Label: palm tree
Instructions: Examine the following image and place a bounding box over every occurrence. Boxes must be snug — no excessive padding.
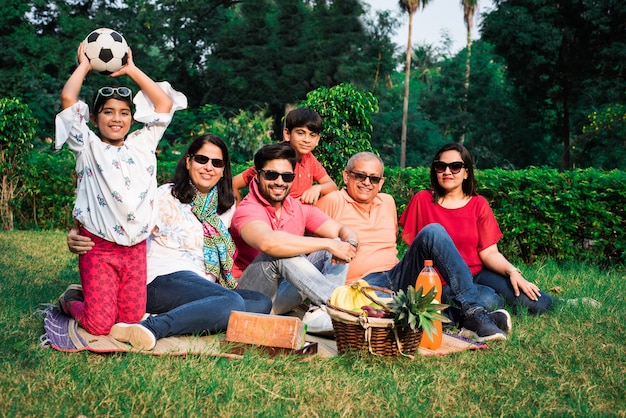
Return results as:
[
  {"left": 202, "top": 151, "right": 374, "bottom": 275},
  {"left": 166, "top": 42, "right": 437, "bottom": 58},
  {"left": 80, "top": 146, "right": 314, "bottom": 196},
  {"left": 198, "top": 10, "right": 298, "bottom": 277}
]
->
[
  {"left": 398, "top": 0, "right": 429, "bottom": 168},
  {"left": 460, "top": 0, "right": 478, "bottom": 144}
]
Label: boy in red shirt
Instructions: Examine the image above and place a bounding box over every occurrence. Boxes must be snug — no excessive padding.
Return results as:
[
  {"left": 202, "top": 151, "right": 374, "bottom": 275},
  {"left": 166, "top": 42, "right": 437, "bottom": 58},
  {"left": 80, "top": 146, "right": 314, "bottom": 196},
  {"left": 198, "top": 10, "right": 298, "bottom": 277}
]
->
[{"left": 233, "top": 108, "right": 337, "bottom": 205}]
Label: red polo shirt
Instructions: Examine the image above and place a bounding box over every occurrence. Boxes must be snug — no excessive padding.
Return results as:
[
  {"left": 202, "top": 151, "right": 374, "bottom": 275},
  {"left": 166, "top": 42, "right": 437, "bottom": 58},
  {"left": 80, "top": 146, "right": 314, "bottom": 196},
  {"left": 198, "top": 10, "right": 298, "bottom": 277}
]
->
[{"left": 230, "top": 180, "right": 330, "bottom": 277}]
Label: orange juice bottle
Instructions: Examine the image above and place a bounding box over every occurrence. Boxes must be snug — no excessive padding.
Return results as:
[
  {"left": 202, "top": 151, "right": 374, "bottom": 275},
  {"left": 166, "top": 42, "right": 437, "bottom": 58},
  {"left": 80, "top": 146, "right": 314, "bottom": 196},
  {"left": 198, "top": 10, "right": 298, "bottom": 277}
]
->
[{"left": 416, "top": 259, "right": 443, "bottom": 349}]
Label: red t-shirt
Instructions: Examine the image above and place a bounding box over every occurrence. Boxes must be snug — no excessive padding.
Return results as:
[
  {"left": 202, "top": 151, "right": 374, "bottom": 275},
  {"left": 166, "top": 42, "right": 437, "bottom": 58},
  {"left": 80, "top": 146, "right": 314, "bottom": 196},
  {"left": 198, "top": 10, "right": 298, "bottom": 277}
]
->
[
  {"left": 399, "top": 190, "right": 502, "bottom": 276},
  {"left": 239, "top": 152, "right": 329, "bottom": 199},
  {"left": 230, "top": 180, "right": 331, "bottom": 277}
]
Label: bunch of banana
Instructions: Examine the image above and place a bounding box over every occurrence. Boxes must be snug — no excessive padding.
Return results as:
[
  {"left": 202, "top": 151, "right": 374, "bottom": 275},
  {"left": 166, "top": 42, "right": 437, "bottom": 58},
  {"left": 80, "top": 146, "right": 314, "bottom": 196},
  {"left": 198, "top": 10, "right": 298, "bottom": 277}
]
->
[{"left": 329, "top": 279, "right": 379, "bottom": 313}]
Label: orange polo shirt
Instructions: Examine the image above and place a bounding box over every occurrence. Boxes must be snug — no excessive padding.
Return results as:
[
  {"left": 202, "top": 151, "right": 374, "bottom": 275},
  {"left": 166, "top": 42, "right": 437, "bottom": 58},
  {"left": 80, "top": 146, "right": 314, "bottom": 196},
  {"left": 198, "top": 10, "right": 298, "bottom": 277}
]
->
[{"left": 316, "top": 190, "right": 399, "bottom": 284}]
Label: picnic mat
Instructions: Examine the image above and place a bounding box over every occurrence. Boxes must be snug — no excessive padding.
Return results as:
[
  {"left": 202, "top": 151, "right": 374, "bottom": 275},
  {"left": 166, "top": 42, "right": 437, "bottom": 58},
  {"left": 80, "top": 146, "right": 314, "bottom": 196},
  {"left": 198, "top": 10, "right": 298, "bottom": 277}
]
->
[{"left": 38, "top": 305, "right": 486, "bottom": 357}]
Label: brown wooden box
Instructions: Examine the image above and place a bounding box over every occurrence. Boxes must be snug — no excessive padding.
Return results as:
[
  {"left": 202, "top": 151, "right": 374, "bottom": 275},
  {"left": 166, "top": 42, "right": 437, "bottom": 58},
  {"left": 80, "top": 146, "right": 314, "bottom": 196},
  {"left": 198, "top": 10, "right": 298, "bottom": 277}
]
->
[{"left": 225, "top": 311, "right": 306, "bottom": 349}]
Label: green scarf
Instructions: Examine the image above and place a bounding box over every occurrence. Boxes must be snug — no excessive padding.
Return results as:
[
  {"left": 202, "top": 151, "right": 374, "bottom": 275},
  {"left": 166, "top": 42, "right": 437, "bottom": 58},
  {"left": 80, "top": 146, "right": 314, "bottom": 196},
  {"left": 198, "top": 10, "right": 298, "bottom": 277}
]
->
[{"left": 191, "top": 186, "right": 238, "bottom": 289}]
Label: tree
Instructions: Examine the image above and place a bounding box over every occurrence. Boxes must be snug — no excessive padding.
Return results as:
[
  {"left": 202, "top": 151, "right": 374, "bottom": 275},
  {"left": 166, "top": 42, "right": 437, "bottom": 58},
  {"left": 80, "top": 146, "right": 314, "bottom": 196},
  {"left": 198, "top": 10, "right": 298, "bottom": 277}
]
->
[
  {"left": 362, "top": 9, "right": 401, "bottom": 93},
  {"left": 398, "top": 0, "right": 430, "bottom": 168},
  {"left": 482, "top": 0, "right": 626, "bottom": 169},
  {"left": 300, "top": 83, "right": 379, "bottom": 182},
  {"left": 0, "top": 98, "right": 37, "bottom": 230},
  {"left": 459, "top": 0, "right": 478, "bottom": 144}
]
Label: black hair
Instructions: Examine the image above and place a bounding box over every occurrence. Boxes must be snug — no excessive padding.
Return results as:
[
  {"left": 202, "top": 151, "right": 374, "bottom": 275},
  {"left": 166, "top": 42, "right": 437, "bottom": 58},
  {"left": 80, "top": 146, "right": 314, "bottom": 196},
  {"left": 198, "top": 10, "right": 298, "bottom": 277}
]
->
[
  {"left": 430, "top": 142, "right": 478, "bottom": 202},
  {"left": 90, "top": 85, "right": 134, "bottom": 116},
  {"left": 253, "top": 142, "right": 297, "bottom": 171},
  {"left": 285, "top": 108, "right": 322, "bottom": 134},
  {"left": 171, "top": 134, "right": 235, "bottom": 214}
]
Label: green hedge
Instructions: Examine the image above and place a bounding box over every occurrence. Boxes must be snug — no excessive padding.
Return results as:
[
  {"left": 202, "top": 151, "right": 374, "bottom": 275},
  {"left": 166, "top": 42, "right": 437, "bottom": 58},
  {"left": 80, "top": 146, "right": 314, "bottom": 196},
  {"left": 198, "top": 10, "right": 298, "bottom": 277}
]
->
[
  {"left": 13, "top": 151, "right": 625, "bottom": 265},
  {"left": 383, "top": 166, "right": 626, "bottom": 265}
]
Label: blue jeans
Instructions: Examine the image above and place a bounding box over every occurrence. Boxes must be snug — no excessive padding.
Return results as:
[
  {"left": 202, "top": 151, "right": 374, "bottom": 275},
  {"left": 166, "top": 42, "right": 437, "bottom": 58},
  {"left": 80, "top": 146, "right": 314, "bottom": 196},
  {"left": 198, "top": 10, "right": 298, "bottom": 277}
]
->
[
  {"left": 237, "top": 250, "right": 348, "bottom": 312},
  {"left": 141, "top": 271, "right": 272, "bottom": 340},
  {"left": 363, "top": 223, "right": 489, "bottom": 317},
  {"left": 474, "top": 268, "right": 552, "bottom": 314}
]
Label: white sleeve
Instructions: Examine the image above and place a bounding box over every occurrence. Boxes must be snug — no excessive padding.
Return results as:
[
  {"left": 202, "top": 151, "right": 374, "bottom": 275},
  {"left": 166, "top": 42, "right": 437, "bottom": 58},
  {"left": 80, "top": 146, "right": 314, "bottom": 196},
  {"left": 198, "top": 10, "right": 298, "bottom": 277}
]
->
[
  {"left": 54, "top": 101, "right": 91, "bottom": 150},
  {"left": 132, "top": 81, "right": 188, "bottom": 125}
]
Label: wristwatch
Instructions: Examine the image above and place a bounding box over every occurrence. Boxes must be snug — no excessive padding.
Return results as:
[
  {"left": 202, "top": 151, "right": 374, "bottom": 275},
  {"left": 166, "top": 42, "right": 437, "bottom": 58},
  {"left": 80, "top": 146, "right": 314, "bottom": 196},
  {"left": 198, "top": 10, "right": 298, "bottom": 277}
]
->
[
  {"left": 347, "top": 239, "right": 359, "bottom": 248},
  {"left": 505, "top": 267, "right": 521, "bottom": 276}
]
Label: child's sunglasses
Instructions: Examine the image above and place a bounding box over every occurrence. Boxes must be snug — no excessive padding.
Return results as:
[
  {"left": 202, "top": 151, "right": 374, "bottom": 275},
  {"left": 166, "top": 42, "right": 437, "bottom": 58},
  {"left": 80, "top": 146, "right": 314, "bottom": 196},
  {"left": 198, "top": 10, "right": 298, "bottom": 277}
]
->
[{"left": 94, "top": 87, "right": 133, "bottom": 108}]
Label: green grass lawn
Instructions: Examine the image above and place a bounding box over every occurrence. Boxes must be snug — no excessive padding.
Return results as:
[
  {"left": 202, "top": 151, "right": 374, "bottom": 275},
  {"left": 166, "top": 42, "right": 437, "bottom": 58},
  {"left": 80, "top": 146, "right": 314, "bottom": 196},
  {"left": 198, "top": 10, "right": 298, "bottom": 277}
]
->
[{"left": 1, "top": 231, "right": 624, "bottom": 417}]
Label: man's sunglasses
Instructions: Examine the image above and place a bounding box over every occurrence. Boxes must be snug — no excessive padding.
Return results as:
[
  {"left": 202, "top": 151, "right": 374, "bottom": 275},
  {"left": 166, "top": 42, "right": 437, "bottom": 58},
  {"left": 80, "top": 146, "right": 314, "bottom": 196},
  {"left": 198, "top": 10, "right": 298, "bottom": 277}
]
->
[
  {"left": 190, "top": 154, "right": 225, "bottom": 168},
  {"left": 348, "top": 170, "right": 382, "bottom": 185},
  {"left": 433, "top": 161, "right": 465, "bottom": 174},
  {"left": 259, "top": 169, "right": 295, "bottom": 183},
  {"left": 94, "top": 87, "right": 133, "bottom": 108}
]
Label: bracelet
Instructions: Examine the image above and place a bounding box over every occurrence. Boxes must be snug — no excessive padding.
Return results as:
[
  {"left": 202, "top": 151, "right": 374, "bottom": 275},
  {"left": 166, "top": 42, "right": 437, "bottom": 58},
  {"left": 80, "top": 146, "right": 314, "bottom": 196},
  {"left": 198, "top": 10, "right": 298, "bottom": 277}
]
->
[
  {"left": 347, "top": 239, "right": 359, "bottom": 248},
  {"left": 505, "top": 267, "right": 521, "bottom": 276}
]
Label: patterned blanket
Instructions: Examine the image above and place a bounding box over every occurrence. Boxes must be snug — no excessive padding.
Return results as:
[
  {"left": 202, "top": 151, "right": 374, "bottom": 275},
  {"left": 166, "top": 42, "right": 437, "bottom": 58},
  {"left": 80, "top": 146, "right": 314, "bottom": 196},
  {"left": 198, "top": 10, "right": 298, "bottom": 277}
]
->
[{"left": 38, "top": 305, "right": 486, "bottom": 357}]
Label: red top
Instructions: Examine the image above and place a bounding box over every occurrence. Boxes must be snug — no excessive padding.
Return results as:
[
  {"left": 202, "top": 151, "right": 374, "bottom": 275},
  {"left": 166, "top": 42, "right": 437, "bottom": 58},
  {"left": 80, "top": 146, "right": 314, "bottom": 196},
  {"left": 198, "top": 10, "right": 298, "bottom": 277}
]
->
[
  {"left": 230, "top": 180, "right": 331, "bottom": 277},
  {"left": 399, "top": 190, "right": 502, "bottom": 277},
  {"left": 239, "top": 152, "right": 329, "bottom": 199}
]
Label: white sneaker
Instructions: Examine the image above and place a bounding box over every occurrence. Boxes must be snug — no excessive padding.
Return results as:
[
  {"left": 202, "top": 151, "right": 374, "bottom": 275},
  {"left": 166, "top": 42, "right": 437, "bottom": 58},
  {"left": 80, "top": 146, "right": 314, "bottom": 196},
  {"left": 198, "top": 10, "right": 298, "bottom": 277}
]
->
[
  {"left": 302, "top": 306, "right": 334, "bottom": 337},
  {"left": 110, "top": 323, "right": 156, "bottom": 350}
]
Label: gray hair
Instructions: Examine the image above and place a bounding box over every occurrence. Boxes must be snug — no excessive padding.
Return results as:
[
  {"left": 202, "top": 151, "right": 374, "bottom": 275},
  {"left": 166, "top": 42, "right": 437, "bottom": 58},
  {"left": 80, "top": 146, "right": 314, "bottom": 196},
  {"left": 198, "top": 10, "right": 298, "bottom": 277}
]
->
[{"left": 345, "top": 152, "right": 384, "bottom": 173}]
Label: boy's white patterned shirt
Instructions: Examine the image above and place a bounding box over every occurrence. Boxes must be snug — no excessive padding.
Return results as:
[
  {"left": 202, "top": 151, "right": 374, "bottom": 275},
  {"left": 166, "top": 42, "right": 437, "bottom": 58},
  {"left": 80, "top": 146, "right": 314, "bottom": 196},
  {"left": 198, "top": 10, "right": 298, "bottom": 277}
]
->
[{"left": 54, "top": 81, "right": 187, "bottom": 246}]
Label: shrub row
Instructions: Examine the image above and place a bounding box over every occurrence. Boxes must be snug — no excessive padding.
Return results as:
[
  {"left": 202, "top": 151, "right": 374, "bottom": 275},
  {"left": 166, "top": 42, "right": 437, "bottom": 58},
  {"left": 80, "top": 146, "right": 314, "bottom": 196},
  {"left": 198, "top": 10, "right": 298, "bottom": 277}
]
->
[{"left": 13, "top": 147, "right": 625, "bottom": 265}]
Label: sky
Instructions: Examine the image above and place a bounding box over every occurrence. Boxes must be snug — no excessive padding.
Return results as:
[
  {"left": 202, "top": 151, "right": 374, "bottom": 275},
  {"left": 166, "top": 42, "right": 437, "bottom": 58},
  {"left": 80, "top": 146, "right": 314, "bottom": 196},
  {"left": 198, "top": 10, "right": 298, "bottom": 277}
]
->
[{"left": 363, "top": 0, "right": 495, "bottom": 54}]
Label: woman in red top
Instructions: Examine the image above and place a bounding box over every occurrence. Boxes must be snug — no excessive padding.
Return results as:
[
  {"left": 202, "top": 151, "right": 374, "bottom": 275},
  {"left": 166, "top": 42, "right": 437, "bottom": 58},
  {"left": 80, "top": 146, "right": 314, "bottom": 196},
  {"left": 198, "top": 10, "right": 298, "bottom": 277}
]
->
[{"left": 400, "top": 143, "right": 552, "bottom": 315}]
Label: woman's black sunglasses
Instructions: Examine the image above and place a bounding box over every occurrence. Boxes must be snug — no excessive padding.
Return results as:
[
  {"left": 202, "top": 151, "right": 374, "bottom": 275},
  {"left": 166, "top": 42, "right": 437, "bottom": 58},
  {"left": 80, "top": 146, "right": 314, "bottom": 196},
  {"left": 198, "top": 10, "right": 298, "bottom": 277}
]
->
[
  {"left": 190, "top": 154, "right": 225, "bottom": 168},
  {"left": 259, "top": 169, "right": 295, "bottom": 183},
  {"left": 94, "top": 86, "right": 133, "bottom": 108},
  {"left": 433, "top": 161, "right": 465, "bottom": 174}
]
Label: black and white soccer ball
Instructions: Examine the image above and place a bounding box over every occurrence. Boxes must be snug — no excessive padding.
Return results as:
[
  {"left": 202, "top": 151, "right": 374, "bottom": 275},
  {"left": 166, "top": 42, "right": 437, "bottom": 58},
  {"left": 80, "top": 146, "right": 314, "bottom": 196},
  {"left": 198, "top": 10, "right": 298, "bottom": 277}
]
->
[{"left": 83, "top": 28, "right": 129, "bottom": 75}]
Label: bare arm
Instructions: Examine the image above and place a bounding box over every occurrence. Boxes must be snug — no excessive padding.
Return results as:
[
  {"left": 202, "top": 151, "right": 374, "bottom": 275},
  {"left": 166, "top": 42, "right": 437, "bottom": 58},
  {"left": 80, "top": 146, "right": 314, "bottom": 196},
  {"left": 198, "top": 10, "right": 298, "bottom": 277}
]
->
[
  {"left": 479, "top": 244, "right": 542, "bottom": 301},
  {"left": 232, "top": 172, "right": 249, "bottom": 206},
  {"left": 60, "top": 42, "right": 91, "bottom": 110},
  {"left": 108, "top": 48, "right": 172, "bottom": 114},
  {"left": 239, "top": 219, "right": 357, "bottom": 262},
  {"left": 299, "top": 175, "right": 338, "bottom": 205}
]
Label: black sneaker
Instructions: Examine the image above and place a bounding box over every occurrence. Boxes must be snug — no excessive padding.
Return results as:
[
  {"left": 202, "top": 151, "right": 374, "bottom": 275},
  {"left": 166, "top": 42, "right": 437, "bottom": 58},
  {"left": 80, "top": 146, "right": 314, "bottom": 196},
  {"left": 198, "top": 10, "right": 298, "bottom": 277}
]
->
[
  {"left": 460, "top": 309, "right": 507, "bottom": 342},
  {"left": 490, "top": 309, "right": 512, "bottom": 334},
  {"left": 58, "top": 284, "right": 83, "bottom": 315}
]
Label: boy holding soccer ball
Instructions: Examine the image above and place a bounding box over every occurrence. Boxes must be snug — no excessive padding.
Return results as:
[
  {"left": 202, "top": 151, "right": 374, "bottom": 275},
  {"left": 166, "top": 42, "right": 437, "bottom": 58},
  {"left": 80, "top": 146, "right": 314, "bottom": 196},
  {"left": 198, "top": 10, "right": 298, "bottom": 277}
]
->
[{"left": 55, "top": 40, "right": 187, "bottom": 336}]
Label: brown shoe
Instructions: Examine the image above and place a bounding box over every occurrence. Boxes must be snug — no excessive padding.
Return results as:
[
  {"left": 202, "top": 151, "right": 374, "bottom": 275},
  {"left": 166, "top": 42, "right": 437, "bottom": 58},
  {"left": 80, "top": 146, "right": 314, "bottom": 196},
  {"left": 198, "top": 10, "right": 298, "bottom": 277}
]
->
[{"left": 58, "top": 284, "right": 83, "bottom": 315}]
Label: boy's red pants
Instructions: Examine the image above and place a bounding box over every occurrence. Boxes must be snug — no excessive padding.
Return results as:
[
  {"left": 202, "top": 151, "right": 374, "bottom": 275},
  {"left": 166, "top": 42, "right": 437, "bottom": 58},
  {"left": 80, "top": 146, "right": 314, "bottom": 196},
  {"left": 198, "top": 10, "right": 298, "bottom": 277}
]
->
[{"left": 70, "top": 228, "right": 147, "bottom": 335}]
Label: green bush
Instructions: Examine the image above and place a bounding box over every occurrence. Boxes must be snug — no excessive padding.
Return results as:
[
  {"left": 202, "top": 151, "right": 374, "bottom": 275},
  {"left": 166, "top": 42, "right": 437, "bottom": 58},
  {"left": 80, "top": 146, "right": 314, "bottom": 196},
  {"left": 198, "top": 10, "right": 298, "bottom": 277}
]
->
[
  {"left": 300, "top": 83, "right": 379, "bottom": 182},
  {"left": 383, "top": 166, "right": 626, "bottom": 265},
  {"left": 0, "top": 97, "right": 38, "bottom": 230},
  {"left": 15, "top": 140, "right": 625, "bottom": 267},
  {"left": 13, "top": 144, "right": 75, "bottom": 230}
]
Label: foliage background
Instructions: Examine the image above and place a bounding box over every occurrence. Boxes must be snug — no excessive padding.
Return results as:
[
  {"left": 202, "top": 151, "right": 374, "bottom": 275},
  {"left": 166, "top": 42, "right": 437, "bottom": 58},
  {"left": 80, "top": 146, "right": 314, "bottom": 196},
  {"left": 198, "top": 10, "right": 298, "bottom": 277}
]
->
[
  {"left": 1, "top": 0, "right": 625, "bottom": 170},
  {"left": 1, "top": 0, "right": 625, "bottom": 267}
]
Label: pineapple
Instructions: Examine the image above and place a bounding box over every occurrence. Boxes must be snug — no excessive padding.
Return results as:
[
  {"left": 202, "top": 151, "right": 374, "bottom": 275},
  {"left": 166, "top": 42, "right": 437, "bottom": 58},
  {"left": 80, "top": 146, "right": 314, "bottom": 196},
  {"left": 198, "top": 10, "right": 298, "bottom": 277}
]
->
[{"left": 387, "top": 285, "right": 451, "bottom": 341}]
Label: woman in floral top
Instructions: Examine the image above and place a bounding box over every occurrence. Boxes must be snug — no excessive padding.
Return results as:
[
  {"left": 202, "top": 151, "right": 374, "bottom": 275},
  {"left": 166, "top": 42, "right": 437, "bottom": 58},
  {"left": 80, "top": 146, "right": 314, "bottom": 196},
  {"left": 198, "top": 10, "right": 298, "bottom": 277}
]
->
[{"left": 68, "top": 135, "right": 272, "bottom": 350}]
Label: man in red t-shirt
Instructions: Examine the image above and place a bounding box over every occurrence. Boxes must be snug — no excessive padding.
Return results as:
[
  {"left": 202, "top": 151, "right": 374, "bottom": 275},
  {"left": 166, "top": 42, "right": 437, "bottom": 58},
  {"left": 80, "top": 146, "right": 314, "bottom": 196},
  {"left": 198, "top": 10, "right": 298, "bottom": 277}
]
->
[{"left": 231, "top": 143, "right": 358, "bottom": 333}]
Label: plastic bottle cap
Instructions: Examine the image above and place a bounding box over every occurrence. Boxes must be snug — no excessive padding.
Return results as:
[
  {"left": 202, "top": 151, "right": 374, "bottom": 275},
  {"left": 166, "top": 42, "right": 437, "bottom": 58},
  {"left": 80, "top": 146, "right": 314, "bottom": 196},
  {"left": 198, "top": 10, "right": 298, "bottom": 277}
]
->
[{"left": 424, "top": 260, "right": 433, "bottom": 267}]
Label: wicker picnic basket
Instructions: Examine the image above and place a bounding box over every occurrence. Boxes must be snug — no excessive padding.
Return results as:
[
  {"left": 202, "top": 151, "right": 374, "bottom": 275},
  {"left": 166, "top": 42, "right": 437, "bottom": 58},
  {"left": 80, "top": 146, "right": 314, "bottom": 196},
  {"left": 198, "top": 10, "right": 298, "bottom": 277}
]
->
[{"left": 326, "top": 286, "right": 423, "bottom": 357}]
